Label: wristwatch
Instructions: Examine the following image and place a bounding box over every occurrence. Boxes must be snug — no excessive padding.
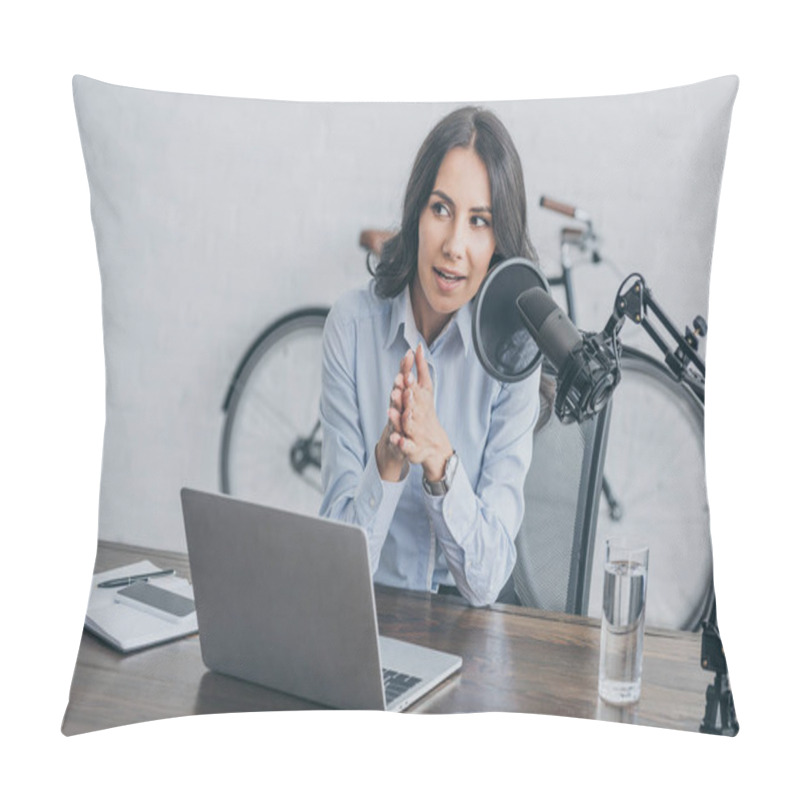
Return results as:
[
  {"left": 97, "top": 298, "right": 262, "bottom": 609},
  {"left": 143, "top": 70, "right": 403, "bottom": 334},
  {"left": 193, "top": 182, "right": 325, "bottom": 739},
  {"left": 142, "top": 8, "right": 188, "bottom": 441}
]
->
[{"left": 422, "top": 451, "right": 458, "bottom": 496}]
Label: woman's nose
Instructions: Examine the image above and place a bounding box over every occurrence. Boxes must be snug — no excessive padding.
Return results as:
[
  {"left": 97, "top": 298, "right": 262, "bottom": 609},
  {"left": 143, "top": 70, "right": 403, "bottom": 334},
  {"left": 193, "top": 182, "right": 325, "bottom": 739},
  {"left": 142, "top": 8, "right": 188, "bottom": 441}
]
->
[{"left": 442, "top": 221, "right": 466, "bottom": 261}]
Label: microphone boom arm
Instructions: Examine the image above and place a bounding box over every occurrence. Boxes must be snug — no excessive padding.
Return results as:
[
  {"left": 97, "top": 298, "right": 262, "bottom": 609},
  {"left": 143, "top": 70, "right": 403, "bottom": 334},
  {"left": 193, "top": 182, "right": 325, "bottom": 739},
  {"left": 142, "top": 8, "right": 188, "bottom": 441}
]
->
[{"left": 603, "top": 275, "right": 707, "bottom": 404}]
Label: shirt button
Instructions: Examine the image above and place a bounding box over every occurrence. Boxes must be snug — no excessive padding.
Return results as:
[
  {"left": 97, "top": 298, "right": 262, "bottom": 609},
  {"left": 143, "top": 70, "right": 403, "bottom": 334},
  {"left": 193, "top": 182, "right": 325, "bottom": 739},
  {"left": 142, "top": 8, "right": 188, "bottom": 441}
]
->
[{"left": 369, "top": 497, "right": 376, "bottom": 508}]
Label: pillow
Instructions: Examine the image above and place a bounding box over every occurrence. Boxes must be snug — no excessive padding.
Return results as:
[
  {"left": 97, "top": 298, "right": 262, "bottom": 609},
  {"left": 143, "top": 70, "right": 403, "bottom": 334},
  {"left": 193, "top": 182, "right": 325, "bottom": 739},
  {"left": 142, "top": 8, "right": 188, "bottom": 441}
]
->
[{"left": 66, "top": 75, "right": 738, "bottom": 733}]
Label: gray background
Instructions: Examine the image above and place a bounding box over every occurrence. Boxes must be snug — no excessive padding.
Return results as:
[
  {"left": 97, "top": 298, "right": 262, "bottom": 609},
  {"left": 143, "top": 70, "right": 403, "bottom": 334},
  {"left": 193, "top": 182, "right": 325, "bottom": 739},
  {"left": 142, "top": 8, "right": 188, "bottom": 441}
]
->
[{"left": 74, "top": 75, "right": 736, "bottom": 553}]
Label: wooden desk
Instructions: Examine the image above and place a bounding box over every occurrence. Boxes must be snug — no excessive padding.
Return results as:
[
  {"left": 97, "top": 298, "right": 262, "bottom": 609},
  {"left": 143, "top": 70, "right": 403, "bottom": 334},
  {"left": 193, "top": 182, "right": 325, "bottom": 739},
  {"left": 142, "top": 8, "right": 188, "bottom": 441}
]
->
[{"left": 62, "top": 541, "right": 711, "bottom": 735}]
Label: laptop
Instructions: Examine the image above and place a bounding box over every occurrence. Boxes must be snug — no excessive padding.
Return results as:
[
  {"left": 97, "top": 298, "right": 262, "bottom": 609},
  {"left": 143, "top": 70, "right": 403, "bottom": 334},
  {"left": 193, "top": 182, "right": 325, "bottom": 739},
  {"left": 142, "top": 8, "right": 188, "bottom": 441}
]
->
[{"left": 180, "top": 488, "right": 462, "bottom": 712}]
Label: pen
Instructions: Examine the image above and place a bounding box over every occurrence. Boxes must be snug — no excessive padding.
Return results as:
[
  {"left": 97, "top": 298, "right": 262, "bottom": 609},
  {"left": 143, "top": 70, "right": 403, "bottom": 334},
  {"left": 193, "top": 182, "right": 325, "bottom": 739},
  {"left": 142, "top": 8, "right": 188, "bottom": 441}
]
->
[{"left": 97, "top": 569, "right": 176, "bottom": 588}]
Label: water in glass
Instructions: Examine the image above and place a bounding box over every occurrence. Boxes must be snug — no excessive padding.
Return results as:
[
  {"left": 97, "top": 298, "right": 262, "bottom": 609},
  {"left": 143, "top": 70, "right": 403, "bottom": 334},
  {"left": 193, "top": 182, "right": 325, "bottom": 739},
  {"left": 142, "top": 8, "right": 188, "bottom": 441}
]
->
[{"left": 599, "top": 558, "right": 647, "bottom": 704}]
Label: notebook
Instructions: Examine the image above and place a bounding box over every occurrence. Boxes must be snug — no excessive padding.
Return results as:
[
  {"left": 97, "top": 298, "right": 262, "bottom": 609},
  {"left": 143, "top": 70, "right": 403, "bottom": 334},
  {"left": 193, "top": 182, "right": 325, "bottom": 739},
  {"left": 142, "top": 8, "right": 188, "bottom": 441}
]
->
[
  {"left": 180, "top": 488, "right": 462, "bottom": 711},
  {"left": 85, "top": 560, "right": 197, "bottom": 652}
]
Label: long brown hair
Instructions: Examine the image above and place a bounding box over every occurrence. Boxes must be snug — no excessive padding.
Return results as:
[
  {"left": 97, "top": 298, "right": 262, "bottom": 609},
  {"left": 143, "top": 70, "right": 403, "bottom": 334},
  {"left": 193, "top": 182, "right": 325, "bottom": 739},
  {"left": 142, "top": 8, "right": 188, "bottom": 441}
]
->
[{"left": 371, "top": 106, "right": 537, "bottom": 298}]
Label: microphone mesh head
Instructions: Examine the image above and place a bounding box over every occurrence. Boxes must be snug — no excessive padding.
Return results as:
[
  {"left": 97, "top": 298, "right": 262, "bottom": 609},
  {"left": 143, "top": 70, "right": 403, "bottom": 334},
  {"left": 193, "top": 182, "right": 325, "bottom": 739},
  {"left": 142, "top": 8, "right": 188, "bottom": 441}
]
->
[{"left": 517, "top": 287, "right": 557, "bottom": 330}]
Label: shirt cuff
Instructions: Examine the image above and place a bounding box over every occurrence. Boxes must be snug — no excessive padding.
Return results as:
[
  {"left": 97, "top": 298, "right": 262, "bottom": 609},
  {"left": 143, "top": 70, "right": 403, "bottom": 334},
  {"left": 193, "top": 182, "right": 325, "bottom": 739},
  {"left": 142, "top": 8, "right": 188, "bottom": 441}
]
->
[
  {"left": 357, "top": 448, "right": 408, "bottom": 530},
  {"left": 421, "top": 457, "right": 475, "bottom": 544}
]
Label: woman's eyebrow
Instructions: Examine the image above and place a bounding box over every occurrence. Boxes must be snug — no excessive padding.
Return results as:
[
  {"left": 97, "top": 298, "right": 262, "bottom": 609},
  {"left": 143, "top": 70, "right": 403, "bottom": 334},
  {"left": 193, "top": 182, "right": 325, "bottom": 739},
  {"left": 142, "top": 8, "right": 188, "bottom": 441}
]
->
[
  {"left": 431, "top": 189, "right": 454, "bottom": 206},
  {"left": 431, "top": 189, "right": 492, "bottom": 214}
]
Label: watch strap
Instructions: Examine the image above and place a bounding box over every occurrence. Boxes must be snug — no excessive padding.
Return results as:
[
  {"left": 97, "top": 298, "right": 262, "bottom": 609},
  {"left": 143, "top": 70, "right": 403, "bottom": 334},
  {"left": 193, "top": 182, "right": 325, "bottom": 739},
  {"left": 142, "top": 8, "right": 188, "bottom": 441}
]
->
[{"left": 423, "top": 451, "right": 458, "bottom": 496}]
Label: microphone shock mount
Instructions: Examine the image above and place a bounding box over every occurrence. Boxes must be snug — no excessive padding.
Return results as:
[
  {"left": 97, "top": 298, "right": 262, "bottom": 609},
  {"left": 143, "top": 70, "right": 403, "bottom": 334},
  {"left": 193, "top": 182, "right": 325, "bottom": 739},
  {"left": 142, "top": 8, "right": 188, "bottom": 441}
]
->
[{"left": 554, "top": 332, "right": 621, "bottom": 424}]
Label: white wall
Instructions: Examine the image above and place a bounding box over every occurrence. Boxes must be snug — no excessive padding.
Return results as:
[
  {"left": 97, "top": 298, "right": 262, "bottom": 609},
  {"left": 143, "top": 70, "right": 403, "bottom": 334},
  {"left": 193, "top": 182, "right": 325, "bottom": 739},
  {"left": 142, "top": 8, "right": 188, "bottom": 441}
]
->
[{"left": 76, "top": 77, "right": 735, "bottom": 552}]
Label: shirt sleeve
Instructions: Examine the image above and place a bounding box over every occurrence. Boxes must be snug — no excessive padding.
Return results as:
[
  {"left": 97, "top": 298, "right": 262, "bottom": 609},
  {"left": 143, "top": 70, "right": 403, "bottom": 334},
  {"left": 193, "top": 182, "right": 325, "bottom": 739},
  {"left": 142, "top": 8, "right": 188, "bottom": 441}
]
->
[
  {"left": 318, "top": 304, "right": 407, "bottom": 574},
  {"left": 422, "top": 369, "right": 540, "bottom": 606}
]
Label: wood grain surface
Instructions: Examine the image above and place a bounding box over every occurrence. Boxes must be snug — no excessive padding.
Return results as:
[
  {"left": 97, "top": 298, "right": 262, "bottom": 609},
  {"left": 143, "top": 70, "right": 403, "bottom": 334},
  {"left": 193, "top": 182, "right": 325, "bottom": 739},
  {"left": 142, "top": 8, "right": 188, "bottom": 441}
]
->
[{"left": 62, "top": 541, "right": 710, "bottom": 735}]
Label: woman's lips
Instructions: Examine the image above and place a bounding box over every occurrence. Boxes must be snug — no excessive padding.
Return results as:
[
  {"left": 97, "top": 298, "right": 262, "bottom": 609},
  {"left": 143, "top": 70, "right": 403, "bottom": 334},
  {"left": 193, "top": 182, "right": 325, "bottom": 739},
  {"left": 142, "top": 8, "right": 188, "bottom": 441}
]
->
[{"left": 433, "top": 266, "right": 465, "bottom": 292}]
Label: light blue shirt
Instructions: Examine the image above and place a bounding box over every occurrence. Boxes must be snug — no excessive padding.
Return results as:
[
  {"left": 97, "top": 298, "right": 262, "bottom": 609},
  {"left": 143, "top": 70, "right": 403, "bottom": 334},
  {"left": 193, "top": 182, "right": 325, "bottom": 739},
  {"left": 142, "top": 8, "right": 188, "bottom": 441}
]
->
[{"left": 319, "top": 280, "right": 540, "bottom": 606}]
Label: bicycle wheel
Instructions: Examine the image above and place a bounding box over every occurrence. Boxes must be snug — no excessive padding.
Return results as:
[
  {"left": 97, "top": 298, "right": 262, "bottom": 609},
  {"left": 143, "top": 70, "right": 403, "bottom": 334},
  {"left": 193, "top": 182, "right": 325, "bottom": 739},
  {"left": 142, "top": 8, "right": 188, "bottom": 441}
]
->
[
  {"left": 220, "top": 307, "right": 329, "bottom": 515},
  {"left": 586, "top": 348, "right": 712, "bottom": 631}
]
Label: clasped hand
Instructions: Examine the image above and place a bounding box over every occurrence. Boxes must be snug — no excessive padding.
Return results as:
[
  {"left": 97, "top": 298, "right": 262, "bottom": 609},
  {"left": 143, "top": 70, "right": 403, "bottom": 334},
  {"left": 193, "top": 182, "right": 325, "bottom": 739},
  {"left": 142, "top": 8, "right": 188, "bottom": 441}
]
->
[{"left": 378, "top": 344, "right": 453, "bottom": 483}]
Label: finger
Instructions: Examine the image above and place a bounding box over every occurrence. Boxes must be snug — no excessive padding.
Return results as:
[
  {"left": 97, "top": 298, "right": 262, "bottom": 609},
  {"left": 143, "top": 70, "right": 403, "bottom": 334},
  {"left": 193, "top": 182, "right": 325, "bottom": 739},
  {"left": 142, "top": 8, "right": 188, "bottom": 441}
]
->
[
  {"left": 389, "top": 431, "right": 406, "bottom": 451},
  {"left": 385, "top": 423, "right": 404, "bottom": 456},
  {"left": 391, "top": 380, "right": 404, "bottom": 408},
  {"left": 399, "top": 435, "right": 417, "bottom": 458},
  {"left": 387, "top": 406, "right": 402, "bottom": 432},
  {"left": 402, "top": 352, "right": 415, "bottom": 386},
  {"left": 415, "top": 344, "right": 432, "bottom": 388},
  {"left": 399, "top": 348, "right": 414, "bottom": 377},
  {"left": 390, "top": 431, "right": 416, "bottom": 458}
]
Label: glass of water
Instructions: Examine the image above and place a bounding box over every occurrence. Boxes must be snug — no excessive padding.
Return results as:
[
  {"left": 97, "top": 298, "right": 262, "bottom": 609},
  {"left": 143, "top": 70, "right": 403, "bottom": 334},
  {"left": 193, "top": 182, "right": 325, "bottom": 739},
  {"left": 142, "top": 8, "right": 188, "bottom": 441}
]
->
[{"left": 598, "top": 538, "right": 649, "bottom": 705}]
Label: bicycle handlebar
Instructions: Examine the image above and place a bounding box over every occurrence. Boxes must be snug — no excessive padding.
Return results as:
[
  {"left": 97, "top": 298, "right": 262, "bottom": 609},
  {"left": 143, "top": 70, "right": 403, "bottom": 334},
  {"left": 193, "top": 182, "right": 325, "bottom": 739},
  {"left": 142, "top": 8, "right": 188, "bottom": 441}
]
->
[{"left": 540, "top": 195, "right": 590, "bottom": 224}]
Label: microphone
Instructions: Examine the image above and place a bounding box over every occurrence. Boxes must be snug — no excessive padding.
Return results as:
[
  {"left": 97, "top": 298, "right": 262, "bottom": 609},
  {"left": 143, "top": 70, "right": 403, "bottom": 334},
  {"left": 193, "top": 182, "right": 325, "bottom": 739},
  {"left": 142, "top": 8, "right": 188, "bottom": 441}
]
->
[
  {"left": 471, "top": 257, "right": 620, "bottom": 423},
  {"left": 515, "top": 287, "right": 582, "bottom": 367},
  {"left": 516, "top": 287, "right": 621, "bottom": 424}
]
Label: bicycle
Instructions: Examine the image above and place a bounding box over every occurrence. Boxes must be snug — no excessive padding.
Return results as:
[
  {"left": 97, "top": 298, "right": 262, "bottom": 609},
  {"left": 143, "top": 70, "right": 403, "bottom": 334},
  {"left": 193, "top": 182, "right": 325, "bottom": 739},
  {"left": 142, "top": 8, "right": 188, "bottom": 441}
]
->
[{"left": 220, "top": 208, "right": 712, "bottom": 630}]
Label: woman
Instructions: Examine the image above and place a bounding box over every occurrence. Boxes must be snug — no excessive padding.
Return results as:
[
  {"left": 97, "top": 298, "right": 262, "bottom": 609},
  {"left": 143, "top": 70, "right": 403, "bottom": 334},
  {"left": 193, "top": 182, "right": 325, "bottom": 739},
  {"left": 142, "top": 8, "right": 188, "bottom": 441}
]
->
[{"left": 319, "top": 106, "right": 540, "bottom": 606}]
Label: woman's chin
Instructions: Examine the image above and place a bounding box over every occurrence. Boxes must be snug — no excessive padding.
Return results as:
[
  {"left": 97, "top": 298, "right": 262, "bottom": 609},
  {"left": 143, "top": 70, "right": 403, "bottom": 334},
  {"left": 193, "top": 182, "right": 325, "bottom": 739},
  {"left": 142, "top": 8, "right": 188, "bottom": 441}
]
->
[{"left": 429, "top": 295, "right": 462, "bottom": 317}]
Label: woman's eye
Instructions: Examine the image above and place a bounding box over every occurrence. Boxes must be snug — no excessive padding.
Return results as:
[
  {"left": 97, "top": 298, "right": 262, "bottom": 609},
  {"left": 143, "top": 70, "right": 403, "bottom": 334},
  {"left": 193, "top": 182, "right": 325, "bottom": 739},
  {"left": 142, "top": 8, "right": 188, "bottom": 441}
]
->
[
  {"left": 472, "top": 215, "right": 491, "bottom": 228},
  {"left": 432, "top": 201, "right": 450, "bottom": 217}
]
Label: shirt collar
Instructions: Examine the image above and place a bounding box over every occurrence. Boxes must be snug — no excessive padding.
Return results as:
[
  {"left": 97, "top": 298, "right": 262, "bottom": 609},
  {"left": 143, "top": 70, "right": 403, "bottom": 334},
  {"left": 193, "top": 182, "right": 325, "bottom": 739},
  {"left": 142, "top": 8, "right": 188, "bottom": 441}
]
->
[
  {"left": 385, "top": 283, "right": 472, "bottom": 357},
  {"left": 451, "top": 299, "right": 473, "bottom": 357},
  {"left": 385, "top": 285, "right": 408, "bottom": 350}
]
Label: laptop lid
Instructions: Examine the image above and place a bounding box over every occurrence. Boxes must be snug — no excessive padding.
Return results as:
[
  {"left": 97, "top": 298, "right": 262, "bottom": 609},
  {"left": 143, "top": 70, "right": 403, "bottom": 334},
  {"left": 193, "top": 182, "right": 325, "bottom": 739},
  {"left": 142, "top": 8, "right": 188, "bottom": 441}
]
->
[
  {"left": 181, "top": 487, "right": 388, "bottom": 710},
  {"left": 180, "top": 489, "right": 462, "bottom": 710}
]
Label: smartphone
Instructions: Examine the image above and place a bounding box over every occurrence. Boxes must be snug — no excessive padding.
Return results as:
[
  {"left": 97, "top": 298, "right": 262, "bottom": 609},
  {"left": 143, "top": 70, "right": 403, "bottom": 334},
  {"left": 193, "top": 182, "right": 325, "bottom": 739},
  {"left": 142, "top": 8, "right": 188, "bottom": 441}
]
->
[{"left": 115, "top": 581, "right": 196, "bottom": 622}]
